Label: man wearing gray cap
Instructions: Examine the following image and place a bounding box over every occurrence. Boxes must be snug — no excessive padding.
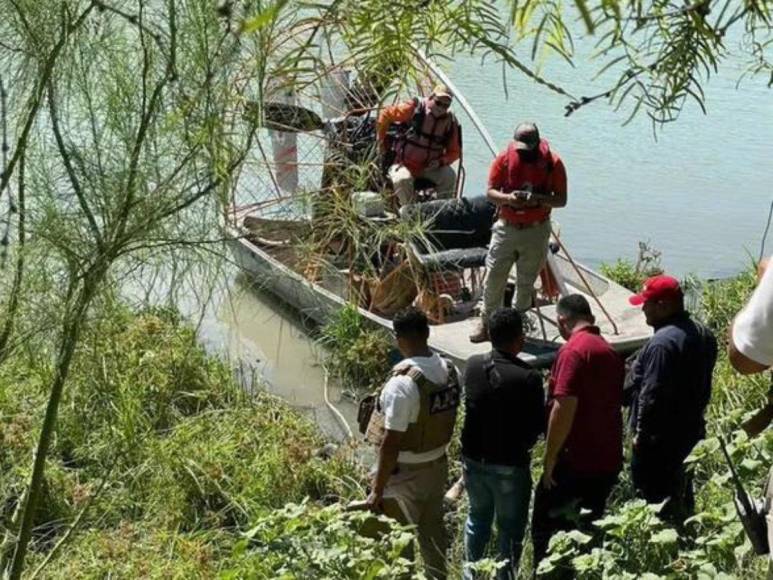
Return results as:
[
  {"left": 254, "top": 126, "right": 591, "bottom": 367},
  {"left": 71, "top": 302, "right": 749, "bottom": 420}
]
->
[{"left": 470, "top": 123, "right": 567, "bottom": 343}]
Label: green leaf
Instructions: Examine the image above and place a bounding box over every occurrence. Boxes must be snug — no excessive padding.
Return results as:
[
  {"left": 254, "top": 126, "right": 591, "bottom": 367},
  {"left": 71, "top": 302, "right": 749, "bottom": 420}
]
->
[
  {"left": 651, "top": 528, "right": 679, "bottom": 544},
  {"left": 740, "top": 458, "right": 762, "bottom": 471},
  {"left": 566, "top": 529, "right": 593, "bottom": 544},
  {"left": 241, "top": 0, "right": 288, "bottom": 34},
  {"left": 574, "top": 0, "right": 595, "bottom": 34}
]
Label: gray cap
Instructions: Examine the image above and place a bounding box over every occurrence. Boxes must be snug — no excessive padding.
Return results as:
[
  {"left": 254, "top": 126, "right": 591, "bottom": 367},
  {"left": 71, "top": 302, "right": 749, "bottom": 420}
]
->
[{"left": 514, "top": 122, "right": 540, "bottom": 151}]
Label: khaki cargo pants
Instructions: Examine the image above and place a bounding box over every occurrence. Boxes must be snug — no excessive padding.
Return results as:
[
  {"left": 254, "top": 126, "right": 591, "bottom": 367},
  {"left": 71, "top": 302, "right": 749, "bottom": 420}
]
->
[
  {"left": 389, "top": 164, "right": 457, "bottom": 205},
  {"left": 481, "top": 218, "right": 551, "bottom": 316},
  {"left": 382, "top": 456, "right": 449, "bottom": 579}
]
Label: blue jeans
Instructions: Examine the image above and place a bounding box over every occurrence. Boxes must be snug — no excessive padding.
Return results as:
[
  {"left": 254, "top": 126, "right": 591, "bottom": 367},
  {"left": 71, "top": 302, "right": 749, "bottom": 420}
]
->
[{"left": 463, "top": 456, "right": 532, "bottom": 580}]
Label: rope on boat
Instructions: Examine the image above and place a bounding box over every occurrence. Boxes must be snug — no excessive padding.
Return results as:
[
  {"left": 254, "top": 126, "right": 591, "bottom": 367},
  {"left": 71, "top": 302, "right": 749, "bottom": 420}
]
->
[{"left": 323, "top": 369, "right": 354, "bottom": 441}]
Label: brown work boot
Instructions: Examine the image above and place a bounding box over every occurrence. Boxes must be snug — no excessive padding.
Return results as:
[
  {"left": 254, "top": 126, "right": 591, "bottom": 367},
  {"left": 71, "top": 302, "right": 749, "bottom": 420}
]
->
[{"left": 469, "top": 319, "right": 488, "bottom": 343}]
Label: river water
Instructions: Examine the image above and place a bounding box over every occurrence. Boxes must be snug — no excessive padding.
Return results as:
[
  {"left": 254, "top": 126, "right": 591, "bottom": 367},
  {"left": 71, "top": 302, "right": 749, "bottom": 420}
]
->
[
  {"left": 203, "top": 39, "right": 772, "bottom": 437},
  {"left": 446, "top": 45, "right": 773, "bottom": 279}
]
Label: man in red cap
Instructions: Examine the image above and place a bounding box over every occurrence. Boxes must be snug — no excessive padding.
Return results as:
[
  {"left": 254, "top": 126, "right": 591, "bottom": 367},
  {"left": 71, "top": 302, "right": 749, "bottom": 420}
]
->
[{"left": 625, "top": 275, "right": 717, "bottom": 526}]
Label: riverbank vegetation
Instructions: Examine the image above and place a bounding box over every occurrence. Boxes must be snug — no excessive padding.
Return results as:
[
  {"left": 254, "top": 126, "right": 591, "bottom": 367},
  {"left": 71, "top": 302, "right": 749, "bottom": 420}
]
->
[
  {"left": 0, "top": 0, "right": 770, "bottom": 577},
  {"left": 1, "top": 302, "right": 417, "bottom": 578},
  {"left": 1, "top": 260, "right": 766, "bottom": 578}
]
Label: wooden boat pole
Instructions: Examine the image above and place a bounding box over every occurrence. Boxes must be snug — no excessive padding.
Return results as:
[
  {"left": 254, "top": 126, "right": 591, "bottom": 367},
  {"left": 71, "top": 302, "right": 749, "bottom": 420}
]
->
[{"left": 551, "top": 230, "right": 620, "bottom": 335}]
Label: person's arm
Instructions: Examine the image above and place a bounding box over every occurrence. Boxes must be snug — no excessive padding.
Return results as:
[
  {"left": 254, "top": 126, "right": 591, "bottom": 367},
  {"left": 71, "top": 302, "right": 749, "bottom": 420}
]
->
[
  {"left": 526, "top": 372, "right": 547, "bottom": 443},
  {"left": 365, "top": 375, "right": 414, "bottom": 511},
  {"left": 742, "top": 388, "right": 773, "bottom": 437},
  {"left": 440, "top": 121, "right": 461, "bottom": 167},
  {"left": 376, "top": 100, "right": 415, "bottom": 150},
  {"left": 524, "top": 156, "right": 568, "bottom": 209},
  {"left": 634, "top": 345, "right": 671, "bottom": 446},
  {"left": 543, "top": 396, "right": 578, "bottom": 488},
  {"left": 542, "top": 350, "right": 581, "bottom": 487},
  {"left": 728, "top": 333, "right": 769, "bottom": 374},
  {"left": 366, "top": 429, "right": 403, "bottom": 510}
]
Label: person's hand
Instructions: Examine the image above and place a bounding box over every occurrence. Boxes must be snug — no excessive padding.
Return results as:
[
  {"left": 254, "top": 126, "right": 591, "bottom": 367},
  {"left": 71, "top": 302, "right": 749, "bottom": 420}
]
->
[
  {"left": 508, "top": 192, "right": 524, "bottom": 206},
  {"left": 758, "top": 258, "right": 770, "bottom": 282},
  {"left": 365, "top": 489, "right": 384, "bottom": 513},
  {"left": 542, "top": 457, "right": 557, "bottom": 489},
  {"left": 426, "top": 159, "right": 441, "bottom": 170}
]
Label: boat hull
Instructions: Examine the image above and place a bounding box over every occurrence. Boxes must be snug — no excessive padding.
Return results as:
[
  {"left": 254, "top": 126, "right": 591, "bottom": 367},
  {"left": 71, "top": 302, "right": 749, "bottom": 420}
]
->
[{"left": 227, "top": 228, "right": 560, "bottom": 368}]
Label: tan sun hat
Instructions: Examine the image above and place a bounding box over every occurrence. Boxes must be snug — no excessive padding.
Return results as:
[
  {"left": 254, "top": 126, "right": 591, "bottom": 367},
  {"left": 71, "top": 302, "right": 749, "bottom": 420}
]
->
[{"left": 432, "top": 84, "right": 453, "bottom": 100}]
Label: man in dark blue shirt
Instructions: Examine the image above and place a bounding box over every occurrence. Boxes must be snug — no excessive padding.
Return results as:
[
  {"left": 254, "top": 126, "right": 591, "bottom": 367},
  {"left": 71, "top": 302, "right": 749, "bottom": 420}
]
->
[
  {"left": 626, "top": 275, "right": 717, "bottom": 526},
  {"left": 461, "top": 308, "right": 545, "bottom": 579}
]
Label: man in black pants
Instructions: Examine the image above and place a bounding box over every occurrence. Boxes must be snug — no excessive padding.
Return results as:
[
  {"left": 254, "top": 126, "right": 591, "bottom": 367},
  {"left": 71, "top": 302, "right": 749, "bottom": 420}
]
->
[{"left": 626, "top": 275, "right": 717, "bottom": 526}]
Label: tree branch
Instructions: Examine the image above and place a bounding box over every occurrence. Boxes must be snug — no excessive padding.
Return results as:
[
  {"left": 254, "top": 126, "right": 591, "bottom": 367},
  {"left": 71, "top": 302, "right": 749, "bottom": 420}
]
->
[
  {"left": 6, "top": 267, "right": 107, "bottom": 580},
  {"left": 110, "top": 1, "right": 175, "bottom": 248},
  {"left": 47, "top": 81, "right": 105, "bottom": 252},
  {"left": 0, "top": 1, "right": 97, "bottom": 224},
  {"left": 0, "top": 149, "right": 26, "bottom": 363}
]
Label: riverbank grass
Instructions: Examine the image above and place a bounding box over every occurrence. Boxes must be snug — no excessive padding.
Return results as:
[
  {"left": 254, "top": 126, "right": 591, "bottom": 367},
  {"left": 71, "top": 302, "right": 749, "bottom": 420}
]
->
[{"left": 1, "top": 303, "right": 411, "bottom": 577}]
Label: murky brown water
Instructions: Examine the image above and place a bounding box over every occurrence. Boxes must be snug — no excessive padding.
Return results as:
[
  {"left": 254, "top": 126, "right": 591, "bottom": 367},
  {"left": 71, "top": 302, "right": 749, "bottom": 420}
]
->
[{"left": 203, "top": 273, "right": 359, "bottom": 441}]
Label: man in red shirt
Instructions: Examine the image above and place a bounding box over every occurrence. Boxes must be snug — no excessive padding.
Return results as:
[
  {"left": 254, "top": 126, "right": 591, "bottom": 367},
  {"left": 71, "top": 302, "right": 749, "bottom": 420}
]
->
[
  {"left": 531, "top": 294, "right": 624, "bottom": 571},
  {"left": 470, "top": 122, "right": 566, "bottom": 343}
]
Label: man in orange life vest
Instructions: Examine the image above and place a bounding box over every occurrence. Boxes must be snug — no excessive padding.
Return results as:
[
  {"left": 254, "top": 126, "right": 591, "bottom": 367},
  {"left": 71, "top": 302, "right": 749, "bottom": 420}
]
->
[
  {"left": 377, "top": 85, "right": 462, "bottom": 205},
  {"left": 470, "top": 123, "right": 567, "bottom": 343}
]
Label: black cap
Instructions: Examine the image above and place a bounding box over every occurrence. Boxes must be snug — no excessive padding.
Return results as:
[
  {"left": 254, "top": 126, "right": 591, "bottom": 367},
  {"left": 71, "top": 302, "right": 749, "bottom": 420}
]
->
[{"left": 514, "top": 122, "right": 540, "bottom": 151}]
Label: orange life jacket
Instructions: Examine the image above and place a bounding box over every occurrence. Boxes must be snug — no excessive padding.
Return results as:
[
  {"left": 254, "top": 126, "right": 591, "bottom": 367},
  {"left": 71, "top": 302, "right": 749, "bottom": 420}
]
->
[
  {"left": 394, "top": 98, "right": 456, "bottom": 176},
  {"left": 499, "top": 139, "right": 555, "bottom": 225}
]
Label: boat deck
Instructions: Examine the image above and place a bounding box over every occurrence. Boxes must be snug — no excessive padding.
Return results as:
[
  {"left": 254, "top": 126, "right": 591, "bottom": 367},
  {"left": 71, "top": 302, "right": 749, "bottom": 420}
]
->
[{"left": 227, "top": 206, "right": 652, "bottom": 369}]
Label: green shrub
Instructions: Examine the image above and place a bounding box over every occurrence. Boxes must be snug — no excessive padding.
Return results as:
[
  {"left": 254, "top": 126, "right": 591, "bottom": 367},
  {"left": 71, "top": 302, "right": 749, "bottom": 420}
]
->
[
  {"left": 317, "top": 304, "right": 393, "bottom": 397},
  {"left": 2, "top": 304, "right": 365, "bottom": 575},
  {"left": 220, "top": 501, "right": 415, "bottom": 579},
  {"left": 698, "top": 267, "right": 757, "bottom": 344},
  {"left": 599, "top": 242, "right": 663, "bottom": 292},
  {"left": 599, "top": 259, "right": 648, "bottom": 293},
  {"left": 539, "top": 500, "right": 680, "bottom": 578},
  {"left": 141, "top": 399, "right": 361, "bottom": 530},
  {"left": 31, "top": 525, "right": 226, "bottom": 579}
]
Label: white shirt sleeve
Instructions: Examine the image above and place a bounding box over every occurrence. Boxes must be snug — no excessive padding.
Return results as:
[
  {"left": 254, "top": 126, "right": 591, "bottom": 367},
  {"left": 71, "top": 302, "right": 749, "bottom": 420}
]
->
[
  {"left": 380, "top": 375, "right": 420, "bottom": 432},
  {"left": 732, "top": 264, "right": 773, "bottom": 367}
]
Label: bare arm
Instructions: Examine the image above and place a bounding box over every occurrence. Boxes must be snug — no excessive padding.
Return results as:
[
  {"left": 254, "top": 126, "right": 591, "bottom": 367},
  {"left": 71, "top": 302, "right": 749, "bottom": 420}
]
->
[
  {"left": 728, "top": 258, "right": 771, "bottom": 375},
  {"left": 543, "top": 396, "right": 578, "bottom": 487},
  {"left": 728, "top": 325, "right": 770, "bottom": 374},
  {"left": 520, "top": 190, "right": 566, "bottom": 209},
  {"left": 538, "top": 189, "right": 567, "bottom": 209},
  {"left": 742, "top": 403, "right": 773, "bottom": 438}
]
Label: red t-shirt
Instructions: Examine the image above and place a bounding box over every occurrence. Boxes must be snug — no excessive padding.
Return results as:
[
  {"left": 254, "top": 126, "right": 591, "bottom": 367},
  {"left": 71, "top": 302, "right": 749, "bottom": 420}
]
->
[
  {"left": 488, "top": 140, "right": 567, "bottom": 225},
  {"left": 547, "top": 325, "right": 624, "bottom": 475}
]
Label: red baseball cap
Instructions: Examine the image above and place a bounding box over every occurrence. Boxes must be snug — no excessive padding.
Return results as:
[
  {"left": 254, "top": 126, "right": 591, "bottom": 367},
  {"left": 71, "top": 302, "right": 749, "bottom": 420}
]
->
[{"left": 629, "top": 275, "right": 683, "bottom": 306}]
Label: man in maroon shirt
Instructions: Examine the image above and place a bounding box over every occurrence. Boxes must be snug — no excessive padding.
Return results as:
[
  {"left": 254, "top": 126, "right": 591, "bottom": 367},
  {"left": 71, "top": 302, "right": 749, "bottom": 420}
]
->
[{"left": 531, "top": 294, "right": 624, "bottom": 571}]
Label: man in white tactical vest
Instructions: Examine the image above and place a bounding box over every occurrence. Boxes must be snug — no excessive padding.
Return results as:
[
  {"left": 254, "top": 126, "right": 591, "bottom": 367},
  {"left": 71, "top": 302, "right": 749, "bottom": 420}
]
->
[{"left": 364, "top": 307, "right": 461, "bottom": 579}]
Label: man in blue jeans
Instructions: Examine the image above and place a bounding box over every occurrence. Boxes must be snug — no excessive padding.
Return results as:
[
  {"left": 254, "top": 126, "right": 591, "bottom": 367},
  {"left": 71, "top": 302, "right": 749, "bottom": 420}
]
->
[{"left": 461, "top": 308, "right": 545, "bottom": 579}]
